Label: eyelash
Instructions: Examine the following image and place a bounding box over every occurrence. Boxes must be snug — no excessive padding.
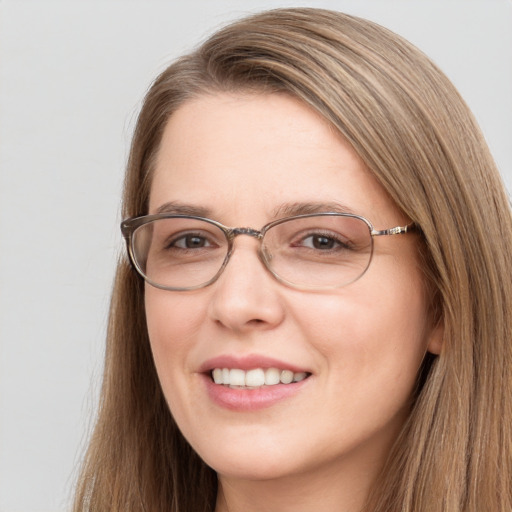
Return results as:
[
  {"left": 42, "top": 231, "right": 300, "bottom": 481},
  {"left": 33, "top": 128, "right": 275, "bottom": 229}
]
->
[
  {"left": 161, "top": 229, "right": 355, "bottom": 254},
  {"left": 291, "top": 231, "right": 353, "bottom": 251},
  {"left": 166, "top": 232, "right": 217, "bottom": 250}
]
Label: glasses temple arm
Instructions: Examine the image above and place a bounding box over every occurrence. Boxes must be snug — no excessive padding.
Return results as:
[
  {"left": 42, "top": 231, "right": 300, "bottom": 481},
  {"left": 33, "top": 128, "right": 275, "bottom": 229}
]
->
[{"left": 371, "top": 222, "right": 418, "bottom": 237}]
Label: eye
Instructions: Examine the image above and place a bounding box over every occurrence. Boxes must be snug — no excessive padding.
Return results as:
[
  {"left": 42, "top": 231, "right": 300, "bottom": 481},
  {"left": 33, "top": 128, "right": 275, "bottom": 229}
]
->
[
  {"left": 301, "top": 234, "right": 340, "bottom": 250},
  {"left": 168, "top": 232, "right": 214, "bottom": 250},
  {"left": 296, "top": 232, "right": 350, "bottom": 251}
]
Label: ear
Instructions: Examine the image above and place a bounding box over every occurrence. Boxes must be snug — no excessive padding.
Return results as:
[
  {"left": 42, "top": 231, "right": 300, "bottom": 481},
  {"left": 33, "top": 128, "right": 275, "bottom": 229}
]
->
[{"left": 426, "top": 318, "right": 444, "bottom": 355}]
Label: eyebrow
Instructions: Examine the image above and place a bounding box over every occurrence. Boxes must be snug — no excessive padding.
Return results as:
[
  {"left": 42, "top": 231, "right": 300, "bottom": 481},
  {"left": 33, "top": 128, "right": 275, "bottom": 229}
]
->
[
  {"left": 271, "top": 201, "right": 356, "bottom": 218},
  {"left": 154, "top": 200, "right": 356, "bottom": 221},
  {"left": 155, "top": 201, "right": 214, "bottom": 217}
]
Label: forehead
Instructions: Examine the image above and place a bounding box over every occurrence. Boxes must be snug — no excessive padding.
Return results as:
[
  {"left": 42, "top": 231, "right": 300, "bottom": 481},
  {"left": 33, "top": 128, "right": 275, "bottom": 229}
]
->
[{"left": 150, "top": 93, "right": 402, "bottom": 226}]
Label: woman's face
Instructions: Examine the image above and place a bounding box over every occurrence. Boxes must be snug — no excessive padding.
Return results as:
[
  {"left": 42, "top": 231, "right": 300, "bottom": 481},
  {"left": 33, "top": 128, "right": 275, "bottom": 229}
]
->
[{"left": 145, "top": 93, "right": 442, "bottom": 486}]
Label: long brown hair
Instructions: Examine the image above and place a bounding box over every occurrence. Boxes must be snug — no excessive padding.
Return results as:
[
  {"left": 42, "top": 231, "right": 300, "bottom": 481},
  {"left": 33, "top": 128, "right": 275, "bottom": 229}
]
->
[{"left": 73, "top": 8, "right": 512, "bottom": 511}]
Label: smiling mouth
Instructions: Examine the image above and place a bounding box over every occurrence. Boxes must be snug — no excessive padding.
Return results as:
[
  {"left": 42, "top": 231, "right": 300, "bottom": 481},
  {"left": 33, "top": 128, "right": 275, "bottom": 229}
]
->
[{"left": 210, "top": 367, "right": 311, "bottom": 389}]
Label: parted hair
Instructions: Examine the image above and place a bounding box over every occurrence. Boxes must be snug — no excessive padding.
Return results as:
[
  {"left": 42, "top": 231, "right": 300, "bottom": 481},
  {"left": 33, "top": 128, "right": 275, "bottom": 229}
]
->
[{"left": 73, "top": 8, "right": 512, "bottom": 511}]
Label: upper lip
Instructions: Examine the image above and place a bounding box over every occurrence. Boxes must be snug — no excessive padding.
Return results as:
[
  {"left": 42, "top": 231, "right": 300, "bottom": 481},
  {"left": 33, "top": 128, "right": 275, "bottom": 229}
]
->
[{"left": 199, "top": 354, "right": 310, "bottom": 374}]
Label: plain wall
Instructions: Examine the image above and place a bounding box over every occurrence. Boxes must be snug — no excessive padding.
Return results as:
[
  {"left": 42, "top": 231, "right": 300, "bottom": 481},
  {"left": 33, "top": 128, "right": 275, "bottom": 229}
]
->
[{"left": 1, "top": 1, "right": 511, "bottom": 510}]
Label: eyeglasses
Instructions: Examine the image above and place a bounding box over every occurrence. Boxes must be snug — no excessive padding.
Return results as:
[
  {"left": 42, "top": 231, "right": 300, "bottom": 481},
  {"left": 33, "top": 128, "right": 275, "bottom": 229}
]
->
[{"left": 121, "top": 213, "right": 415, "bottom": 291}]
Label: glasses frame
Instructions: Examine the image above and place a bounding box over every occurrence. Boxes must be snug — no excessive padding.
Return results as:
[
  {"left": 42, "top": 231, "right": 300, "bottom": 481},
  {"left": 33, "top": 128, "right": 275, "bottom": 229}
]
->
[{"left": 121, "top": 212, "right": 416, "bottom": 291}]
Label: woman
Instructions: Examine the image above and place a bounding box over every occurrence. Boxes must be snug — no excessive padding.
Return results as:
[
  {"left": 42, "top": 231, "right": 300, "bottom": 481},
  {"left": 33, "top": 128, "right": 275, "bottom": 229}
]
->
[{"left": 73, "top": 8, "right": 512, "bottom": 512}]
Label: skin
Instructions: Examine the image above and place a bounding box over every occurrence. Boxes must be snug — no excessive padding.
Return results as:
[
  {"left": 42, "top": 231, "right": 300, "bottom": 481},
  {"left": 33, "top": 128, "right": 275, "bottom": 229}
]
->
[{"left": 145, "top": 93, "right": 443, "bottom": 512}]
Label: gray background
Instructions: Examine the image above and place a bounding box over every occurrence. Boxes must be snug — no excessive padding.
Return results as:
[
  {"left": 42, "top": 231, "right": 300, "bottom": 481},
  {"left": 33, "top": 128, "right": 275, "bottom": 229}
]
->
[{"left": 1, "top": 1, "right": 511, "bottom": 510}]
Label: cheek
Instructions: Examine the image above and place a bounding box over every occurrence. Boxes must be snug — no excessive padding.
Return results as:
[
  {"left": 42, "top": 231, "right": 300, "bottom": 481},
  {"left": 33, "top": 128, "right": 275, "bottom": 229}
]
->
[
  {"left": 144, "top": 288, "right": 207, "bottom": 376},
  {"left": 352, "top": 282, "right": 430, "bottom": 396},
  {"left": 146, "top": 287, "right": 203, "bottom": 335},
  {"left": 291, "top": 272, "right": 430, "bottom": 386},
  {"left": 144, "top": 288, "right": 211, "bottom": 433}
]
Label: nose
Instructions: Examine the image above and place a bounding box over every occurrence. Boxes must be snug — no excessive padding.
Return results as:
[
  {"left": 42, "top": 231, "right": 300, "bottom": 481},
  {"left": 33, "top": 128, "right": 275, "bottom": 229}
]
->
[{"left": 207, "top": 238, "right": 285, "bottom": 334}]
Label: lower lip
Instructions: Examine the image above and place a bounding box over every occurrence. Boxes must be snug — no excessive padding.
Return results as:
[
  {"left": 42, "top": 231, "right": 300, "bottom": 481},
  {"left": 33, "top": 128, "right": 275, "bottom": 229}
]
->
[{"left": 202, "top": 374, "right": 310, "bottom": 411}]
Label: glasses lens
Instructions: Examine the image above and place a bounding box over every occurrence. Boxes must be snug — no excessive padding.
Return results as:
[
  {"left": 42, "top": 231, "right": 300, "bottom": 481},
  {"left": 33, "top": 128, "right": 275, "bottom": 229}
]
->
[
  {"left": 131, "top": 218, "right": 228, "bottom": 290},
  {"left": 263, "top": 215, "right": 373, "bottom": 288}
]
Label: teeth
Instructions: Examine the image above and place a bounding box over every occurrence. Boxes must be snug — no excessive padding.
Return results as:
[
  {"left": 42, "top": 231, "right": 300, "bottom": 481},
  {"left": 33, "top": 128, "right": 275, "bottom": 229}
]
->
[
  {"left": 229, "top": 369, "right": 245, "bottom": 386},
  {"left": 293, "top": 372, "right": 308, "bottom": 382},
  {"left": 265, "top": 367, "right": 280, "bottom": 385},
  {"left": 211, "top": 367, "right": 309, "bottom": 388},
  {"left": 212, "top": 368, "right": 223, "bottom": 384},
  {"left": 280, "top": 370, "right": 294, "bottom": 384},
  {"left": 246, "top": 368, "right": 265, "bottom": 387}
]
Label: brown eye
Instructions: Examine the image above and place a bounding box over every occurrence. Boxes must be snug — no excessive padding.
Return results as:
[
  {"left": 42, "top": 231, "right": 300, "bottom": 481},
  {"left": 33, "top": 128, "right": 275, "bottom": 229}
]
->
[
  {"left": 172, "top": 234, "right": 211, "bottom": 249},
  {"left": 309, "top": 235, "right": 336, "bottom": 250},
  {"left": 298, "top": 233, "right": 348, "bottom": 251}
]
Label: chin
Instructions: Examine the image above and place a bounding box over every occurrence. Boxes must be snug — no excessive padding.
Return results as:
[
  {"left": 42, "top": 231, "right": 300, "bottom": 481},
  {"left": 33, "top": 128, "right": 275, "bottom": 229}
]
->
[
  {"left": 208, "top": 455, "right": 302, "bottom": 482},
  {"left": 188, "top": 432, "right": 307, "bottom": 481}
]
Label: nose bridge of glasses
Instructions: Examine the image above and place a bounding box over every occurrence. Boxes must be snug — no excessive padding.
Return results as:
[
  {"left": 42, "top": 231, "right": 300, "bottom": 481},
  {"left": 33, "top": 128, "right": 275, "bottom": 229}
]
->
[
  {"left": 230, "top": 227, "right": 264, "bottom": 240},
  {"left": 221, "top": 227, "right": 271, "bottom": 280},
  {"left": 225, "top": 227, "right": 269, "bottom": 268}
]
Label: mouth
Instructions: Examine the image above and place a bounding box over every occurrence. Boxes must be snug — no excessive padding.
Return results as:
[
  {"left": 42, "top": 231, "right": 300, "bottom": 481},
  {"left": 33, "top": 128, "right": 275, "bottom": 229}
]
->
[
  {"left": 201, "top": 356, "right": 312, "bottom": 410},
  {"left": 210, "top": 367, "right": 311, "bottom": 389}
]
